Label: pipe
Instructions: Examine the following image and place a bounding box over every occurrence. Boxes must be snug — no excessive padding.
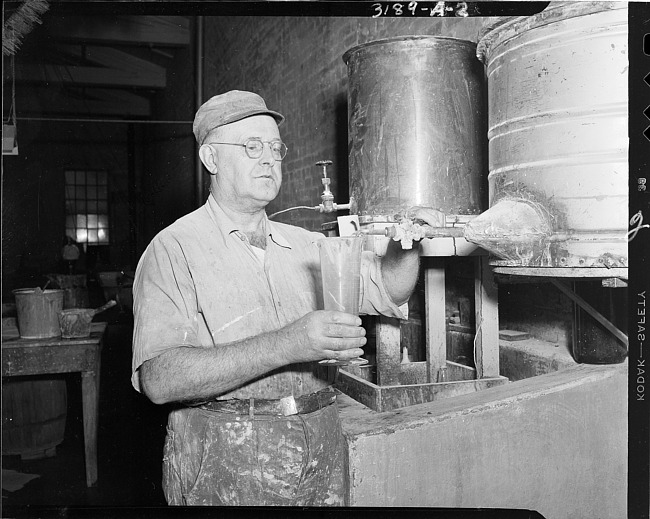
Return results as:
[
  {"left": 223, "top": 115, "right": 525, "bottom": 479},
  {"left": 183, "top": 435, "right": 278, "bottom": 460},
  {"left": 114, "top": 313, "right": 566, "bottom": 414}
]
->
[
  {"left": 363, "top": 225, "right": 465, "bottom": 239},
  {"left": 332, "top": 202, "right": 351, "bottom": 212},
  {"left": 127, "top": 123, "right": 137, "bottom": 268},
  {"left": 195, "top": 15, "right": 204, "bottom": 208},
  {"left": 16, "top": 117, "right": 192, "bottom": 124},
  {"left": 268, "top": 201, "right": 353, "bottom": 220}
]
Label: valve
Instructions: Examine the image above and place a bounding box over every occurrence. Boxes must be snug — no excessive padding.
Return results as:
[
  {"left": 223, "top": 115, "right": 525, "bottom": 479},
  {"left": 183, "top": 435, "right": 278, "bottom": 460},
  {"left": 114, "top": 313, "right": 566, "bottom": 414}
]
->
[
  {"left": 267, "top": 160, "right": 351, "bottom": 219},
  {"left": 316, "top": 160, "right": 334, "bottom": 212}
]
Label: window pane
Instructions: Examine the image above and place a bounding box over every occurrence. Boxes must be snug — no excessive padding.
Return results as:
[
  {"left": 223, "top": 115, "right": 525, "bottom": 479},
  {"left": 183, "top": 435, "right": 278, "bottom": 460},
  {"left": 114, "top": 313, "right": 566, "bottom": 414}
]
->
[
  {"left": 98, "top": 228, "right": 109, "bottom": 243},
  {"left": 65, "top": 170, "right": 110, "bottom": 245}
]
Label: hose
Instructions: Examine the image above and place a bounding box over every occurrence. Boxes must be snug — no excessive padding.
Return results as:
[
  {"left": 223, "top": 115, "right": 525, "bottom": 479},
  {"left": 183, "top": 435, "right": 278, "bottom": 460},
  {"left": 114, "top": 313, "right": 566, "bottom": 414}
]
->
[{"left": 268, "top": 206, "right": 319, "bottom": 219}]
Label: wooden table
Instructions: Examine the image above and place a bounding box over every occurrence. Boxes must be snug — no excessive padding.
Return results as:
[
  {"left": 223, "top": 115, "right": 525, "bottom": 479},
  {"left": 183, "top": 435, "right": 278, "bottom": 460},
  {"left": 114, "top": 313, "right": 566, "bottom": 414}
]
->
[{"left": 2, "top": 321, "right": 107, "bottom": 487}]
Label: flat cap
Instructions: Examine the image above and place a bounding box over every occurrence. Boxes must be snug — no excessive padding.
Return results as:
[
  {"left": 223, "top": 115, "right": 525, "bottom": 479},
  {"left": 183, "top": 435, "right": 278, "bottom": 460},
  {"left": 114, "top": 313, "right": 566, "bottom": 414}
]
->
[{"left": 193, "top": 90, "right": 284, "bottom": 144}]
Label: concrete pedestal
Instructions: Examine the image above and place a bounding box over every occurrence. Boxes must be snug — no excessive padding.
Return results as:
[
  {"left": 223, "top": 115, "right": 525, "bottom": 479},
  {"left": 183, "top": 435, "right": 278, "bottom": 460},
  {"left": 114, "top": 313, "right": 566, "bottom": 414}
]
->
[{"left": 339, "top": 357, "right": 626, "bottom": 517}]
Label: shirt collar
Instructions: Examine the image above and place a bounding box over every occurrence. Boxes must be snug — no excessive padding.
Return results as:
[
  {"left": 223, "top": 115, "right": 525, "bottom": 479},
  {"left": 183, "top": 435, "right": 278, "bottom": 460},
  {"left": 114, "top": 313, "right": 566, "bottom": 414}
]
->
[{"left": 206, "top": 193, "right": 292, "bottom": 249}]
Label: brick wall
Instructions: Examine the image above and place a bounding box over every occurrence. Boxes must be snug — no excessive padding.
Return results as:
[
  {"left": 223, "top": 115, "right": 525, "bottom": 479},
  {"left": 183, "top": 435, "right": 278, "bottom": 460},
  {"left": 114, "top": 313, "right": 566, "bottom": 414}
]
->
[{"left": 203, "top": 16, "right": 489, "bottom": 231}]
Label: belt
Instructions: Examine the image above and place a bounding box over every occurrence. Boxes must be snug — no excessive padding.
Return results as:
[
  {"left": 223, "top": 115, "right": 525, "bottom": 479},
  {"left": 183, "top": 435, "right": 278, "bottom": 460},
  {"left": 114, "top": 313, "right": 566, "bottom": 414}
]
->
[{"left": 194, "top": 389, "right": 337, "bottom": 417}]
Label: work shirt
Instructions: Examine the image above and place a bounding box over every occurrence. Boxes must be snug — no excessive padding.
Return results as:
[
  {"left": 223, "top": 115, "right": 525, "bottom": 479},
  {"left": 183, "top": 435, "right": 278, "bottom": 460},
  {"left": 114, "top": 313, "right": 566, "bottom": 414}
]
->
[{"left": 131, "top": 193, "right": 405, "bottom": 400}]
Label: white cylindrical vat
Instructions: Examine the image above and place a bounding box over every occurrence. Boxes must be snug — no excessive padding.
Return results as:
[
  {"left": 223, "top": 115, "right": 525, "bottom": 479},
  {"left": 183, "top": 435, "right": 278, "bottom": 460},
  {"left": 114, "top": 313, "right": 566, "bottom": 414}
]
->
[{"left": 467, "top": 2, "right": 628, "bottom": 273}]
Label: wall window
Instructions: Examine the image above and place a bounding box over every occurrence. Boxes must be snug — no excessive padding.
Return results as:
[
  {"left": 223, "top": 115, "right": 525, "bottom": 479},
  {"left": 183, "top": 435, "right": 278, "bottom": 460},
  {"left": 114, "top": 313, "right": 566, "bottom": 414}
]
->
[{"left": 65, "top": 170, "right": 109, "bottom": 245}]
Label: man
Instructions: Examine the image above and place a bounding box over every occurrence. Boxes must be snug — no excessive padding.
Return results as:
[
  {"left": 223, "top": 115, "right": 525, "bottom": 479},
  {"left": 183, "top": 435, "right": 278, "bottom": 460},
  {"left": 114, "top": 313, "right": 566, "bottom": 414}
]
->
[{"left": 131, "top": 90, "right": 442, "bottom": 506}]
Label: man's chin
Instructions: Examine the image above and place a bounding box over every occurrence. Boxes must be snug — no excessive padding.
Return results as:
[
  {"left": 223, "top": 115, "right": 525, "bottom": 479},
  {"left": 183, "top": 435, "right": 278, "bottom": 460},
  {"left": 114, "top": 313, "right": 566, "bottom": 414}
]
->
[{"left": 256, "top": 188, "right": 281, "bottom": 206}]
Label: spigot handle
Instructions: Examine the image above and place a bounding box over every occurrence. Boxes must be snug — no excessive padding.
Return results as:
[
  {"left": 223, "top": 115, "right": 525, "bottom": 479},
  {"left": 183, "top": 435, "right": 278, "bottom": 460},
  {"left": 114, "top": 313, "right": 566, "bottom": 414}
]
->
[{"left": 315, "top": 160, "right": 333, "bottom": 179}]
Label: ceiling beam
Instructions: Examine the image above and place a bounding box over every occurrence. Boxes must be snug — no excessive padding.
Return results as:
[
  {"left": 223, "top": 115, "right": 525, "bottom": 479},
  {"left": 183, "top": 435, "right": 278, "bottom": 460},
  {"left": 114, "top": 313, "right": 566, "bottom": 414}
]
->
[
  {"left": 17, "top": 87, "right": 151, "bottom": 117},
  {"left": 88, "top": 89, "right": 152, "bottom": 117},
  {"left": 17, "top": 63, "right": 166, "bottom": 89},
  {"left": 56, "top": 44, "right": 166, "bottom": 77},
  {"left": 47, "top": 16, "right": 190, "bottom": 47}
]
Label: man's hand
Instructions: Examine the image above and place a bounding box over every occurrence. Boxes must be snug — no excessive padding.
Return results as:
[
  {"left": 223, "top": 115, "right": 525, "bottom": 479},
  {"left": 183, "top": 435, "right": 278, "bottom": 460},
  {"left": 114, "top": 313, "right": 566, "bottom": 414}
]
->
[
  {"left": 389, "top": 206, "right": 447, "bottom": 250},
  {"left": 379, "top": 205, "right": 447, "bottom": 304},
  {"left": 407, "top": 206, "right": 446, "bottom": 228},
  {"left": 280, "top": 310, "right": 366, "bottom": 364}
]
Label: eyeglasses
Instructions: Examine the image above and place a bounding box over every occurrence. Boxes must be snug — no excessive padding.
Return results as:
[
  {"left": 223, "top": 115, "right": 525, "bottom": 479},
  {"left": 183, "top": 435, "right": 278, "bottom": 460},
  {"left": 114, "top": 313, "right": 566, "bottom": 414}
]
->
[{"left": 207, "top": 139, "right": 288, "bottom": 161}]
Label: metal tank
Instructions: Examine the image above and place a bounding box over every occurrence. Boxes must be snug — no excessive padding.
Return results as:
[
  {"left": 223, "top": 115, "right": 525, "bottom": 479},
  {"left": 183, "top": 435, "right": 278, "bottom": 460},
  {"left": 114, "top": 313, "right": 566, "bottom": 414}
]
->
[
  {"left": 344, "top": 36, "right": 487, "bottom": 223},
  {"left": 464, "top": 2, "right": 628, "bottom": 275}
]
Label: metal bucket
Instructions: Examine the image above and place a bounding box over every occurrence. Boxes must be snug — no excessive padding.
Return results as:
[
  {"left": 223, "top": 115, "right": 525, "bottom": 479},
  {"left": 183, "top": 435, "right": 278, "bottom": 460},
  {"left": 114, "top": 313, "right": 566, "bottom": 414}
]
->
[
  {"left": 470, "top": 2, "right": 628, "bottom": 272},
  {"left": 13, "top": 288, "right": 64, "bottom": 339},
  {"left": 59, "top": 308, "right": 94, "bottom": 338},
  {"left": 344, "top": 36, "right": 487, "bottom": 221}
]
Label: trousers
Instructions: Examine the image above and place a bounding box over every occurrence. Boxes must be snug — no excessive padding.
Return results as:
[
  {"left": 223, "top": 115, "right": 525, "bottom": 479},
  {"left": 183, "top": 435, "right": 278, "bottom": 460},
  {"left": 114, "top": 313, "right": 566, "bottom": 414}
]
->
[{"left": 162, "top": 401, "right": 347, "bottom": 506}]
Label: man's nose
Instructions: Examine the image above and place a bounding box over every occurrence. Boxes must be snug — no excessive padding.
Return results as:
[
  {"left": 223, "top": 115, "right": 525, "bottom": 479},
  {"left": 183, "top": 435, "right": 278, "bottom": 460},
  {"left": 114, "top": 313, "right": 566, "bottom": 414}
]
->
[{"left": 259, "top": 143, "right": 276, "bottom": 165}]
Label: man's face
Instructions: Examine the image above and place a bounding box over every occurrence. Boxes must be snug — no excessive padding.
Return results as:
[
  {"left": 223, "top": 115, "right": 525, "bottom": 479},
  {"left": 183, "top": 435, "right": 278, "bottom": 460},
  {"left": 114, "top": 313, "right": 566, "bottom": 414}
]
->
[{"left": 208, "top": 115, "right": 283, "bottom": 212}]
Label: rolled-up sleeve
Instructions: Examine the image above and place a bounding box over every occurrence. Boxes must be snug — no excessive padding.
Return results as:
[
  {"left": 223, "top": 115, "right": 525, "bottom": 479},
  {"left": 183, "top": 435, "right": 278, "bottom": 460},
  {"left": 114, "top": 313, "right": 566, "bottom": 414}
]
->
[
  {"left": 358, "top": 251, "right": 408, "bottom": 320},
  {"left": 131, "top": 234, "right": 201, "bottom": 392}
]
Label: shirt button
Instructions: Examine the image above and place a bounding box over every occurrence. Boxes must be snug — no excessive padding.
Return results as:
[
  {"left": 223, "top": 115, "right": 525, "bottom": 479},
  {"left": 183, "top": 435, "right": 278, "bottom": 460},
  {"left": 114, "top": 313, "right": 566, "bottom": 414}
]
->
[{"left": 240, "top": 235, "right": 246, "bottom": 241}]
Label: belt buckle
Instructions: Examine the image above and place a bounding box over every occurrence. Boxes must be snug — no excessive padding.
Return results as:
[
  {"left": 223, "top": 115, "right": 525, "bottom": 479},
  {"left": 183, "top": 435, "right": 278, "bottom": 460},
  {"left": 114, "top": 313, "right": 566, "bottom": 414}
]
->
[{"left": 279, "top": 395, "right": 298, "bottom": 416}]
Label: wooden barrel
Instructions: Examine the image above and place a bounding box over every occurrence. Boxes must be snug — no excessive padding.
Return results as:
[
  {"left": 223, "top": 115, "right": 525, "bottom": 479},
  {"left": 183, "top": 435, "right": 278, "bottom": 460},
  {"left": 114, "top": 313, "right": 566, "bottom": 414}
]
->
[{"left": 2, "top": 378, "right": 67, "bottom": 460}]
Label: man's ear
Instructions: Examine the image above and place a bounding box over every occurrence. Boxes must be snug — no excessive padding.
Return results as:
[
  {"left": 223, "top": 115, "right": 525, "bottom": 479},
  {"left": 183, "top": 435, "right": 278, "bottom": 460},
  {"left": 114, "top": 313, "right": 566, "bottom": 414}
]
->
[{"left": 199, "top": 144, "right": 218, "bottom": 175}]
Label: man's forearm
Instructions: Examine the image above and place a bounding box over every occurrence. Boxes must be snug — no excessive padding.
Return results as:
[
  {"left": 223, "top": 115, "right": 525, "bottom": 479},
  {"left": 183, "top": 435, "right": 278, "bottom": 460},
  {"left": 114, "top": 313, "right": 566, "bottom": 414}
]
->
[
  {"left": 138, "top": 309, "right": 366, "bottom": 404},
  {"left": 140, "top": 326, "right": 296, "bottom": 404}
]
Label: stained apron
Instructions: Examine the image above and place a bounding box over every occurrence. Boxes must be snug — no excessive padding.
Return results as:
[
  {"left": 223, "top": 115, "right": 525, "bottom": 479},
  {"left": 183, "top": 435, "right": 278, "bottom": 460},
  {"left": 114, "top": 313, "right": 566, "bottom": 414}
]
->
[{"left": 162, "top": 402, "right": 346, "bottom": 506}]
